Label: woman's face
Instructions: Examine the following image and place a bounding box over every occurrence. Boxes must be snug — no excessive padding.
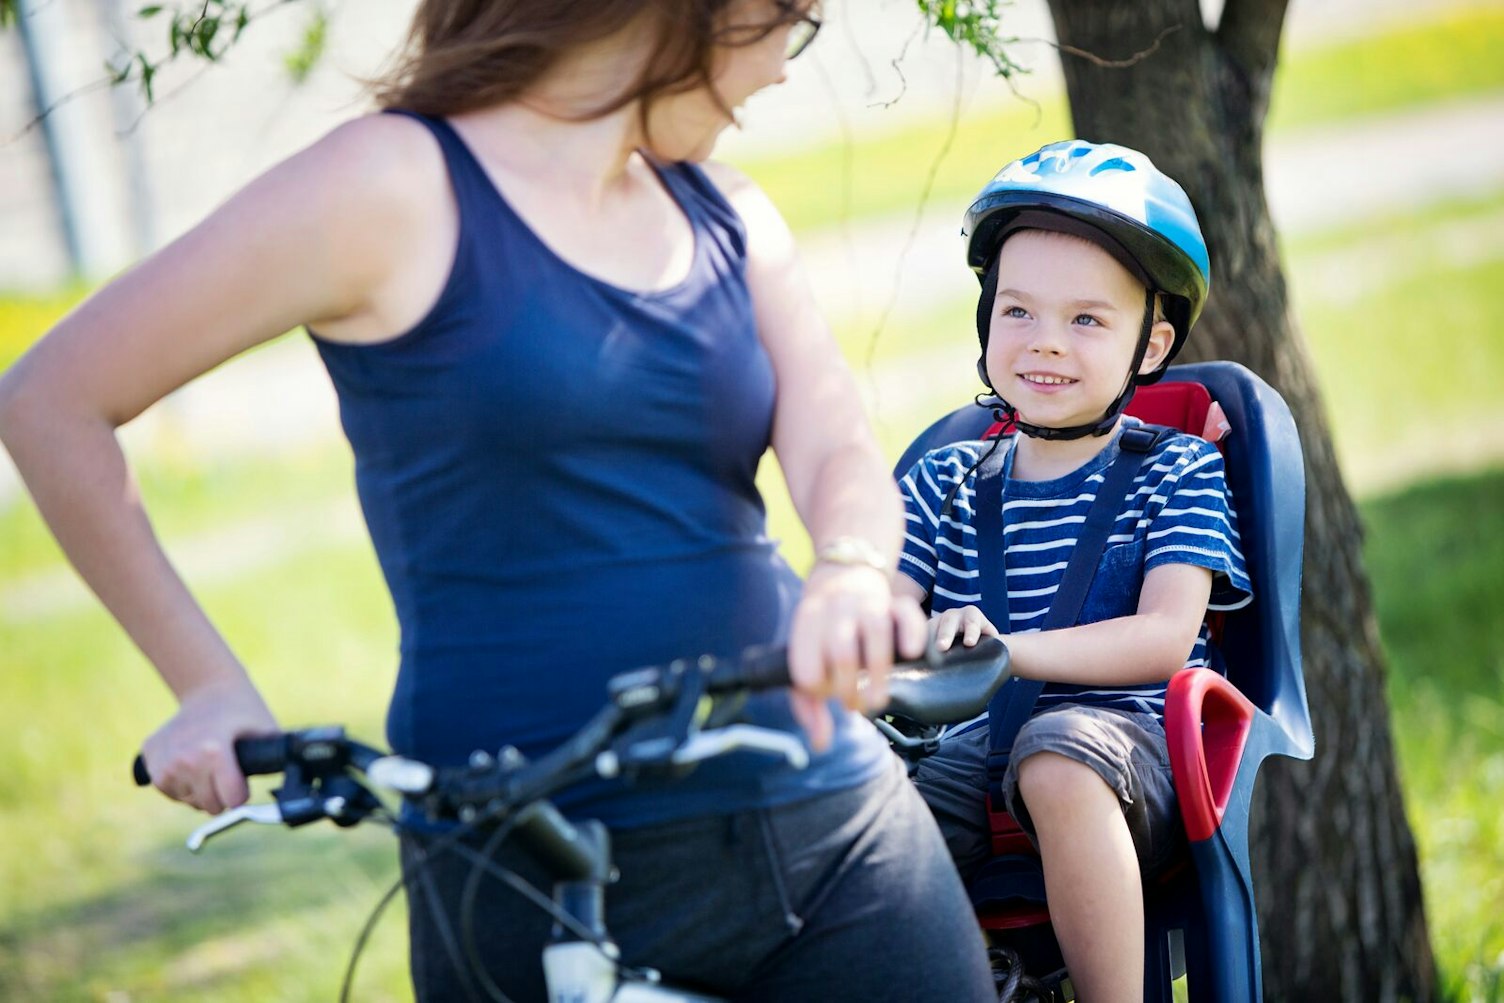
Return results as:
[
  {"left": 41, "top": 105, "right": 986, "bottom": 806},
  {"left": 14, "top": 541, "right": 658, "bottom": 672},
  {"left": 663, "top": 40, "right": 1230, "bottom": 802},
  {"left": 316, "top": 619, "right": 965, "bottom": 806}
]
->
[{"left": 643, "top": 1, "right": 812, "bottom": 161}]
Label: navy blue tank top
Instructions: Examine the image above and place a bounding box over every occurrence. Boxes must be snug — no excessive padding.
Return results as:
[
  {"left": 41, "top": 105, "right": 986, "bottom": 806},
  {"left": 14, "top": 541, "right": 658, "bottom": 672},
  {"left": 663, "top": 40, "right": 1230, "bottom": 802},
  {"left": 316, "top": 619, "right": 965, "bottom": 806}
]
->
[{"left": 312, "top": 112, "right": 887, "bottom": 826}]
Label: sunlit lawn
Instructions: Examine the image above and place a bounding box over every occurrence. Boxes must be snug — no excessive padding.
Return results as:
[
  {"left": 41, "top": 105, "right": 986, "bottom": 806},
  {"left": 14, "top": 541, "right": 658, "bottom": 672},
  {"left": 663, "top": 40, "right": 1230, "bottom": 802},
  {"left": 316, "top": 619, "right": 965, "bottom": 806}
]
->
[
  {"left": 726, "top": 7, "right": 1504, "bottom": 235},
  {"left": 4, "top": 465, "right": 1499, "bottom": 999},
  {"left": 0, "top": 541, "right": 408, "bottom": 1001},
  {"left": 1365, "top": 472, "right": 1504, "bottom": 1002},
  {"left": 3, "top": 190, "right": 1501, "bottom": 999},
  {"left": 3, "top": 7, "right": 1504, "bottom": 1001}
]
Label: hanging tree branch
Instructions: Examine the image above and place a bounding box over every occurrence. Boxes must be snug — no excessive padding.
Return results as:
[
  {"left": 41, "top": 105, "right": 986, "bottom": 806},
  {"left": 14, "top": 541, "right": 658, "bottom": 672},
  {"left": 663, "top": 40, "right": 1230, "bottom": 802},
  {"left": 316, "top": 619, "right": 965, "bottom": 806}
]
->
[
  {"left": 1, "top": 0, "right": 323, "bottom": 106},
  {"left": 0, "top": 0, "right": 1019, "bottom": 108},
  {"left": 914, "top": 0, "right": 1027, "bottom": 80}
]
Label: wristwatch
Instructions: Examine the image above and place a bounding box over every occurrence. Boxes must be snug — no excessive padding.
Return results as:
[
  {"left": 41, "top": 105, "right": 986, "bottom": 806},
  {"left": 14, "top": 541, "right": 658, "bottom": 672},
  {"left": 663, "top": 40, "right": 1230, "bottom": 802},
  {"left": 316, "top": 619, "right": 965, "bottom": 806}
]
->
[{"left": 813, "top": 536, "right": 889, "bottom": 572}]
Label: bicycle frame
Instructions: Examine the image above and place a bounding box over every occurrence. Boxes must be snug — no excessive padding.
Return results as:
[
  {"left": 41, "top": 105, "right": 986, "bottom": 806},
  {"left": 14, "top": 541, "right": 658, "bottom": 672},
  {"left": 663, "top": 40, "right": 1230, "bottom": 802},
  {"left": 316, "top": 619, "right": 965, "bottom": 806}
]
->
[{"left": 133, "top": 640, "right": 1012, "bottom": 1003}]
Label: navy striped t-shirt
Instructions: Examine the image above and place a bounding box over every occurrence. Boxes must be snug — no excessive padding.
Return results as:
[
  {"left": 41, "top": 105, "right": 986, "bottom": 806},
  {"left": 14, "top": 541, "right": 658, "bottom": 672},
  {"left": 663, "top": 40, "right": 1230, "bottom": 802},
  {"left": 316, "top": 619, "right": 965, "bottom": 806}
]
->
[{"left": 898, "top": 419, "right": 1252, "bottom": 721}]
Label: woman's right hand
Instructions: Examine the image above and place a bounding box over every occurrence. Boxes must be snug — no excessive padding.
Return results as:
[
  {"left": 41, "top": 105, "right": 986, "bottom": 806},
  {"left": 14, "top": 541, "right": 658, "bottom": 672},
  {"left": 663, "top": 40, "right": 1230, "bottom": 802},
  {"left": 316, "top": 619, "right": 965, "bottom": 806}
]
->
[
  {"left": 139, "top": 676, "right": 279, "bottom": 816},
  {"left": 931, "top": 605, "right": 1000, "bottom": 652}
]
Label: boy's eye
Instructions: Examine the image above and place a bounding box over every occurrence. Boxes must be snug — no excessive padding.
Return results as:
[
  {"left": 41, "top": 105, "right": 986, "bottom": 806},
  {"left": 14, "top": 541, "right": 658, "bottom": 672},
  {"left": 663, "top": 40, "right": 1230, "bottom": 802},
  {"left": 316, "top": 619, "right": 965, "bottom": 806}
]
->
[
  {"left": 1001, "top": 305, "right": 1029, "bottom": 319},
  {"left": 1073, "top": 313, "right": 1102, "bottom": 327}
]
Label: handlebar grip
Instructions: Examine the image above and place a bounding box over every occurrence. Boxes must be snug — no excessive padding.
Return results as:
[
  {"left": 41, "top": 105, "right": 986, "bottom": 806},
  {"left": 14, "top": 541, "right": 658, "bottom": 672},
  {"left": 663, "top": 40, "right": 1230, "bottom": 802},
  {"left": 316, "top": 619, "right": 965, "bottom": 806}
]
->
[
  {"left": 705, "top": 640, "right": 1001, "bottom": 697},
  {"left": 234, "top": 735, "right": 290, "bottom": 776},
  {"left": 131, "top": 734, "right": 290, "bottom": 787},
  {"left": 711, "top": 644, "right": 790, "bottom": 693}
]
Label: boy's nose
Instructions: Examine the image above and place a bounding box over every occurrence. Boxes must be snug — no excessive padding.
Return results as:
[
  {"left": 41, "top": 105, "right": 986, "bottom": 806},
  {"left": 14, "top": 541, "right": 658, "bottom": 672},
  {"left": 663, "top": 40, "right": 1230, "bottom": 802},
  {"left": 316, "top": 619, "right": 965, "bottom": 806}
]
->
[{"left": 1027, "top": 323, "right": 1068, "bottom": 354}]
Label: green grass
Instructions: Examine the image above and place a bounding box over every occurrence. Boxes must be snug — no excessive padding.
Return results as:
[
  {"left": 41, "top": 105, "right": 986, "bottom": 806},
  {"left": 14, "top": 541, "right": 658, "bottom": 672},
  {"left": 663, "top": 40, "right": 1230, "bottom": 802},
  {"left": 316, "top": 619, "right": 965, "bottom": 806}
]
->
[
  {"left": 1282, "top": 188, "right": 1504, "bottom": 494},
  {"left": 3, "top": 7, "right": 1503, "bottom": 998},
  {"left": 0, "top": 286, "right": 85, "bottom": 371},
  {"left": 1267, "top": 7, "right": 1504, "bottom": 132},
  {"left": 3, "top": 461, "right": 1500, "bottom": 999},
  {"left": 4, "top": 177, "right": 1502, "bottom": 990},
  {"left": 732, "top": 92, "right": 1072, "bottom": 240},
  {"left": 0, "top": 543, "right": 403, "bottom": 1002},
  {"left": 0, "top": 441, "right": 357, "bottom": 579},
  {"left": 728, "top": 6, "right": 1504, "bottom": 236},
  {"left": 812, "top": 184, "right": 1504, "bottom": 503},
  {"left": 1364, "top": 471, "right": 1504, "bottom": 1001}
]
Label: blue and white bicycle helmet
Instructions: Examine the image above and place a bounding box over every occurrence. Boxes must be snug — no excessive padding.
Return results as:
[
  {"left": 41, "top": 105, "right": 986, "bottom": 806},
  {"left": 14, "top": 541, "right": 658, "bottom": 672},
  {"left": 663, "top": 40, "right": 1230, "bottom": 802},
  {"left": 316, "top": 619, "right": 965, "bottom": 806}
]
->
[{"left": 963, "top": 140, "right": 1211, "bottom": 439}]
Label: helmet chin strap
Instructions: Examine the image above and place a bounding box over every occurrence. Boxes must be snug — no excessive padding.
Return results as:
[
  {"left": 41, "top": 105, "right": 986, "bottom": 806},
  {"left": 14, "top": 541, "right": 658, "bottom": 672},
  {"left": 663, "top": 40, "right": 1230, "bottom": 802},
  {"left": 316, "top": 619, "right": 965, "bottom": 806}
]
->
[{"left": 978, "top": 289, "right": 1157, "bottom": 441}]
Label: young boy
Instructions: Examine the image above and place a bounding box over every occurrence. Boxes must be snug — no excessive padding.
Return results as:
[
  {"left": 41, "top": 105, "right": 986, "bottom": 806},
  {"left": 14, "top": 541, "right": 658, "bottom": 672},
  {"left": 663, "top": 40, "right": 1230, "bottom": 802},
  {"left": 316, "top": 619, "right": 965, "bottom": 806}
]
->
[{"left": 895, "top": 140, "right": 1252, "bottom": 1002}]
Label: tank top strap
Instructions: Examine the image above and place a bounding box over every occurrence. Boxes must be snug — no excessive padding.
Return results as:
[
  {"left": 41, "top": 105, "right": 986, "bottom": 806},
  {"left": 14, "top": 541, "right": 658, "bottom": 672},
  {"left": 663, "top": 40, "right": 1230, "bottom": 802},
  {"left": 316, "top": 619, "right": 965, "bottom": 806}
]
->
[
  {"left": 382, "top": 109, "right": 747, "bottom": 291},
  {"left": 382, "top": 108, "right": 500, "bottom": 216},
  {"left": 651, "top": 160, "right": 749, "bottom": 271}
]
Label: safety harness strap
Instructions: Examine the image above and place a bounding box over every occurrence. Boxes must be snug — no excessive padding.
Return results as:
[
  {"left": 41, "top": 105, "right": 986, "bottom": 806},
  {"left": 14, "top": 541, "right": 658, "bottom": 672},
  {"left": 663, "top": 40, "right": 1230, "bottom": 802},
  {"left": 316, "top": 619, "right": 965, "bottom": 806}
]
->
[{"left": 979, "top": 424, "right": 1167, "bottom": 800}]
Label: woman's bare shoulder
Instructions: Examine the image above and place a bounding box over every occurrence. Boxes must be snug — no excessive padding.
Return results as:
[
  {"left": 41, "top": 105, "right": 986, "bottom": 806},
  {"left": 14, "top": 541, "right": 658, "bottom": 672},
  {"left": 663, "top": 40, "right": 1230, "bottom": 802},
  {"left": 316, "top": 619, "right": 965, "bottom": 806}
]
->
[
  {"left": 265, "top": 113, "right": 461, "bottom": 341},
  {"left": 292, "top": 112, "right": 452, "bottom": 216},
  {"left": 697, "top": 160, "right": 793, "bottom": 256},
  {"left": 698, "top": 160, "right": 762, "bottom": 211}
]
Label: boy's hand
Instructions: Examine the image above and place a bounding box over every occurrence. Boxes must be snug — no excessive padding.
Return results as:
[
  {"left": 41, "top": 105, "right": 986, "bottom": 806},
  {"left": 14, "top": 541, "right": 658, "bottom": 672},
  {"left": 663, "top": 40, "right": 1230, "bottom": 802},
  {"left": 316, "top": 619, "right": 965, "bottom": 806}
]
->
[{"left": 932, "top": 605, "right": 1000, "bottom": 652}]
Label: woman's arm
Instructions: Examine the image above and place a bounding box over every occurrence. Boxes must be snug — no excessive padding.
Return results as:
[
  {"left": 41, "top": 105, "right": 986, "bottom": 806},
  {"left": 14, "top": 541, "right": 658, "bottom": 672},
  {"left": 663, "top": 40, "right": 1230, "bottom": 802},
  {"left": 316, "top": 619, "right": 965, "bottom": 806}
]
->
[
  {"left": 703, "top": 162, "right": 926, "bottom": 747},
  {"left": 0, "top": 114, "right": 454, "bottom": 812}
]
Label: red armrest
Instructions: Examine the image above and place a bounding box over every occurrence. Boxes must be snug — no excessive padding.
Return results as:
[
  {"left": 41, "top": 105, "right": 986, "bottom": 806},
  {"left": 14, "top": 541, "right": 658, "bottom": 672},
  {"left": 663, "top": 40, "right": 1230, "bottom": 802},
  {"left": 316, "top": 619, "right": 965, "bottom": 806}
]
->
[{"left": 1166, "top": 668, "right": 1256, "bottom": 842}]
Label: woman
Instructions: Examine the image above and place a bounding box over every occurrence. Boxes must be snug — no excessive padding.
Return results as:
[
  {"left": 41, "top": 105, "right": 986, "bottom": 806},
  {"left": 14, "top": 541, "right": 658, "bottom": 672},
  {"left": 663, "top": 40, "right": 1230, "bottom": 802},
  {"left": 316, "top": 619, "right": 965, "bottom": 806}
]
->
[{"left": 0, "top": 1, "right": 995, "bottom": 999}]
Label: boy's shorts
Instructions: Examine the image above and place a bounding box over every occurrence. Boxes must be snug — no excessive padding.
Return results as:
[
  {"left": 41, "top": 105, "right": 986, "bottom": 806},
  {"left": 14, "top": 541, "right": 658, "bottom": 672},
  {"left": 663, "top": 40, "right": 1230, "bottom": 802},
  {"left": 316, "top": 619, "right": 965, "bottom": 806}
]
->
[{"left": 911, "top": 704, "right": 1183, "bottom": 883}]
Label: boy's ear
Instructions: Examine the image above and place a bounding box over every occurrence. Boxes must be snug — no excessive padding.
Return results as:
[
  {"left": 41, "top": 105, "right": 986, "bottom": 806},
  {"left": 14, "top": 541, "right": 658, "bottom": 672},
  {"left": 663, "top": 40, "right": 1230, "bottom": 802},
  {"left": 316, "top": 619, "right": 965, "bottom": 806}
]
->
[{"left": 1138, "top": 319, "right": 1177, "bottom": 377}]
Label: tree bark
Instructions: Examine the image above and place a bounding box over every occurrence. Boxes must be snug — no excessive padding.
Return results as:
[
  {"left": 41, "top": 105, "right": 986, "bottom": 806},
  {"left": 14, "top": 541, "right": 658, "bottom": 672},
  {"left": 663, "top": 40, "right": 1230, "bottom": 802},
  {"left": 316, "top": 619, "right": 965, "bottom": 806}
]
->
[{"left": 1041, "top": 0, "right": 1437, "bottom": 998}]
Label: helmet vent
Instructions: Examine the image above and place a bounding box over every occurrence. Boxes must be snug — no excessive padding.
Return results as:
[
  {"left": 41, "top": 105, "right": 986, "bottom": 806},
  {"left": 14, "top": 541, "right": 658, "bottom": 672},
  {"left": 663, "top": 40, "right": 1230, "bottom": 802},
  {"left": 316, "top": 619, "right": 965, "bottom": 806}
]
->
[{"left": 1090, "top": 158, "right": 1137, "bottom": 176}]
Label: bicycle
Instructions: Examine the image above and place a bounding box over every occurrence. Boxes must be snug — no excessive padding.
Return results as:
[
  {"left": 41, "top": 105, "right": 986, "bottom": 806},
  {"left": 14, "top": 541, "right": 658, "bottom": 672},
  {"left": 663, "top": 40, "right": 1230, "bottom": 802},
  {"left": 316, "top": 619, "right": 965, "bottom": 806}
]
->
[{"left": 134, "top": 638, "right": 1011, "bottom": 1003}]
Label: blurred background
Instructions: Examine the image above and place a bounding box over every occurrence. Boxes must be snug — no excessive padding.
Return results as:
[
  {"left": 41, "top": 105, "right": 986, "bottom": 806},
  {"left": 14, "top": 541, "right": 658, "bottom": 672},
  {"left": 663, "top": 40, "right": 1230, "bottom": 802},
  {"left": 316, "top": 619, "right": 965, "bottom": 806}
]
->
[{"left": 1, "top": 0, "right": 1501, "bottom": 999}]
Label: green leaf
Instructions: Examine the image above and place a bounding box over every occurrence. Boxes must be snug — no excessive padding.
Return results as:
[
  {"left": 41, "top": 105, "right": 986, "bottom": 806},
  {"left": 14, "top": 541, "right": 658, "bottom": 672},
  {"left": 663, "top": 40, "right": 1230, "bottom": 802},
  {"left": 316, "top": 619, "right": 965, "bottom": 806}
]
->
[
  {"left": 188, "top": 15, "right": 221, "bottom": 59},
  {"left": 138, "top": 52, "right": 156, "bottom": 103},
  {"left": 283, "top": 9, "right": 328, "bottom": 85},
  {"left": 78, "top": 1, "right": 1023, "bottom": 112},
  {"left": 104, "top": 56, "right": 133, "bottom": 85},
  {"left": 915, "top": 0, "right": 1025, "bottom": 80}
]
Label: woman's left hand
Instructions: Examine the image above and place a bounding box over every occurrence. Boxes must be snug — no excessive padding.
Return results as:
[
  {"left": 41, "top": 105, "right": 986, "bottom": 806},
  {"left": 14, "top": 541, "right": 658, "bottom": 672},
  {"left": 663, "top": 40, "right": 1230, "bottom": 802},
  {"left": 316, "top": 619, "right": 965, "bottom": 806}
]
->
[{"left": 785, "top": 564, "right": 929, "bottom": 751}]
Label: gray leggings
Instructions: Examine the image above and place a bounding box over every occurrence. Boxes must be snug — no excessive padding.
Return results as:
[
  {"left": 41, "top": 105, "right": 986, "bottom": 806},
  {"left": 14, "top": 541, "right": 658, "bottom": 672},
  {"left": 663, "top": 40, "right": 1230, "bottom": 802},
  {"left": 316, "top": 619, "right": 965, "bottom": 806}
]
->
[{"left": 401, "top": 755, "right": 995, "bottom": 1003}]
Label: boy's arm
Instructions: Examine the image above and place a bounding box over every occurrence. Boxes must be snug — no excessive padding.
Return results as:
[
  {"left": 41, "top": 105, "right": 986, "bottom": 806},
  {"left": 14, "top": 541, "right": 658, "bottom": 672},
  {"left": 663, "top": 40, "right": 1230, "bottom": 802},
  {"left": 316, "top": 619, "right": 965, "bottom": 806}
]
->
[
  {"left": 893, "top": 574, "right": 928, "bottom": 604},
  {"left": 1004, "top": 563, "right": 1213, "bottom": 686}
]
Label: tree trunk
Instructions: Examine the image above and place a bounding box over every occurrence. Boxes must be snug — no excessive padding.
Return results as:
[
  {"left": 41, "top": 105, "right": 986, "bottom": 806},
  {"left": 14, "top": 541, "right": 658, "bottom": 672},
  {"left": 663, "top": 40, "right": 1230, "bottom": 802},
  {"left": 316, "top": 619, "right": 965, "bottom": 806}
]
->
[{"left": 1041, "top": 0, "right": 1437, "bottom": 998}]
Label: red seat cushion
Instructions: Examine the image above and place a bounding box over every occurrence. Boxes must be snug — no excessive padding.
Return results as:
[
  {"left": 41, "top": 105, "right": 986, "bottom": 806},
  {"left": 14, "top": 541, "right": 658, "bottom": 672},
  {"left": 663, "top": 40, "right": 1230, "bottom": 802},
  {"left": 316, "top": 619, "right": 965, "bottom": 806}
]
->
[
  {"left": 1125, "top": 380, "right": 1214, "bottom": 436},
  {"left": 982, "top": 381, "right": 1220, "bottom": 444}
]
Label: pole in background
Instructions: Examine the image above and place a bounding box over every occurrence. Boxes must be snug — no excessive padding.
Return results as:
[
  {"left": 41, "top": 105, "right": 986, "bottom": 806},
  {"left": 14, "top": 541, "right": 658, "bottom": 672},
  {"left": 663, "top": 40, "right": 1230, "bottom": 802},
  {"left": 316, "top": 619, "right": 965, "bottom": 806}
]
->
[
  {"left": 15, "top": 0, "right": 123, "bottom": 280},
  {"left": 100, "top": 0, "right": 156, "bottom": 260}
]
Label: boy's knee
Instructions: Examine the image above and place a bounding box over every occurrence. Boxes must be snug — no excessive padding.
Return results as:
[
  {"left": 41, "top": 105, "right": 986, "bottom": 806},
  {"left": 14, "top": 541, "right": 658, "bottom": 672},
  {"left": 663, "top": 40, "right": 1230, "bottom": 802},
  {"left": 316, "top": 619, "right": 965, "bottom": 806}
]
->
[{"left": 1016, "top": 751, "right": 1114, "bottom": 814}]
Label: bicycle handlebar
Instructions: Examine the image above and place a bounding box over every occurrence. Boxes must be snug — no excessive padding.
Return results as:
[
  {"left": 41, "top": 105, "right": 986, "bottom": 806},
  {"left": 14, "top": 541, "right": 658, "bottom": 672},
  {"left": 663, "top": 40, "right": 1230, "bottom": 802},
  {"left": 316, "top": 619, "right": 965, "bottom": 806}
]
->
[
  {"left": 132, "top": 735, "right": 284, "bottom": 787},
  {"left": 133, "top": 726, "right": 387, "bottom": 788},
  {"left": 132, "top": 638, "right": 1011, "bottom": 844}
]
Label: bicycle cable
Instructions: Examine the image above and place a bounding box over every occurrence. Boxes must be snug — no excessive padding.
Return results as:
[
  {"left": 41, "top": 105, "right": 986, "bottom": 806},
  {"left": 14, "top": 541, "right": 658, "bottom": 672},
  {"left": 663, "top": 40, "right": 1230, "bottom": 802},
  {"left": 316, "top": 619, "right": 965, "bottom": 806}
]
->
[
  {"left": 340, "top": 854, "right": 405, "bottom": 1003},
  {"left": 331, "top": 806, "right": 526, "bottom": 1003},
  {"left": 338, "top": 738, "right": 678, "bottom": 1001},
  {"left": 458, "top": 815, "right": 525, "bottom": 1003}
]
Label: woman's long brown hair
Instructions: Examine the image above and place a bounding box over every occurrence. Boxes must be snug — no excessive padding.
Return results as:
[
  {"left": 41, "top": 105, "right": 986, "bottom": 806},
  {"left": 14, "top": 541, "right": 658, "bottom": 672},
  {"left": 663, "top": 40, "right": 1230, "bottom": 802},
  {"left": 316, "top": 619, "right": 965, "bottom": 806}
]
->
[{"left": 373, "top": 0, "right": 800, "bottom": 121}]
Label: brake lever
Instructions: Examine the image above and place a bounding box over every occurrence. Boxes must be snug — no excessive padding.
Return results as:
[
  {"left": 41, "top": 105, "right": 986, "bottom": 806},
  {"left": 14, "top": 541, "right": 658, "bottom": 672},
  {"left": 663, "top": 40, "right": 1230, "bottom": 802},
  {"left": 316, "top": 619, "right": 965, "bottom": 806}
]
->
[
  {"left": 671, "top": 725, "right": 809, "bottom": 770},
  {"left": 613, "top": 659, "right": 710, "bottom": 768},
  {"left": 186, "top": 803, "right": 285, "bottom": 852}
]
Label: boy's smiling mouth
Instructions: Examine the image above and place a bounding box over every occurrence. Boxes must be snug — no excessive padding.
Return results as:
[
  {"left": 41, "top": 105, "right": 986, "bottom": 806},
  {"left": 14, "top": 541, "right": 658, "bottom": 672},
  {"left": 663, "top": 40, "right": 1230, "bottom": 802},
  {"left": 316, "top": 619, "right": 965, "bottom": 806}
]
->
[{"left": 1020, "top": 372, "right": 1077, "bottom": 387}]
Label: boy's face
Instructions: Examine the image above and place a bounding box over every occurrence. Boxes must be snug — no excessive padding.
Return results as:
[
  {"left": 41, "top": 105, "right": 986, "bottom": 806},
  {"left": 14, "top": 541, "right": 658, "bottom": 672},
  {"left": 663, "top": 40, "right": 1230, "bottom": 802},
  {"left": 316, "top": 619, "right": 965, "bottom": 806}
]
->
[{"left": 983, "top": 229, "right": 1174, "bottom": 431}]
